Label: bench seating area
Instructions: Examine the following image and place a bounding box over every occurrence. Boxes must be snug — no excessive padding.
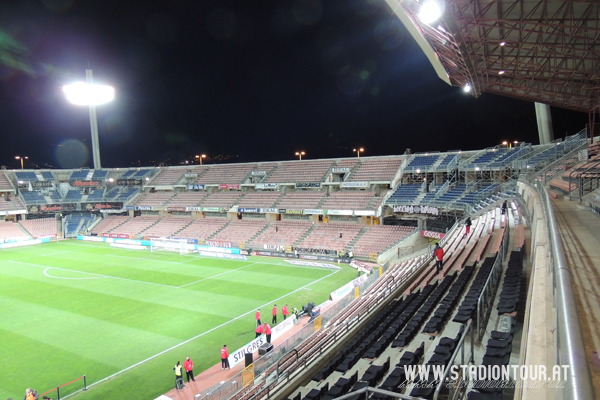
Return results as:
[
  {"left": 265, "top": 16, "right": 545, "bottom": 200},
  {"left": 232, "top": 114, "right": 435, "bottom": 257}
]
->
[
  {"left": 195, "top": 164, "right": 256, "bottom": 184},
  {"left": 20, "top": 218, "right": 56, "bottom": 237},
  {"left": 148, "top": 169, "right": 186, "bottom": 186},
  {"left": 321, "top": 191, "right": 378, "bottom": 211},
  {"left": 549, "top": 178, "right": 577, "bottom": 194},
  {"left": 109, "top": 216, "right": 161, "bottom": 236},
  {"left": 236, "top": 192, "right": 282, "bottom": 208},
  {"left": 351, "top": 225, "right": 414, "bottom": 257},
  {"left": 168, "top": 192, "right": 207, "bottom": 207},
  {"left": 135, "top": 192, "right": 176, "bottom": 207},
  {"left": 210, "top": 220, "right": 268, "bottom": 244},
  {"left": 249, "top": 221, "right": 312, "bottom": 248},
  {"left": 0, "top": 221, "right": 27, "bottom": 239},
  {"left": 298, "top": 223, "right": 363, "bottom": 251},
  {"left": 348, "top": 158, "right": 402, "bottom": 182},
  {"left": 201, "top": 192, "right": 243, "bottom": 208},
  {"left": 265, "top": 160, "right": 334, "bottom": 183},
  {"left": 277, "top": 191, "right": 326, "bottom": 209},
  {"left": 0, "top": 172, "right": 14, "bottom": 190},
  {"left": 91, "top": 216, "right": 131, "bottom": 234},
  {"left": 141, "top": 218, "right": 192, "bottom": 238},
  {"left": 177, "top": 219, "right": 229, "bottom": 241}
]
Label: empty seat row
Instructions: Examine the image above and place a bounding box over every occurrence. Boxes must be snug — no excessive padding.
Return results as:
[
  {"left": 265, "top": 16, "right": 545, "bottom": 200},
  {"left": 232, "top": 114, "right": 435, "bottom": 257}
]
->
[
  {"left": 496, "top": 249, "right": 524, "bottom": 315},
  {"left": 452, "top": 256, "right": 497, "bottom": 324}
]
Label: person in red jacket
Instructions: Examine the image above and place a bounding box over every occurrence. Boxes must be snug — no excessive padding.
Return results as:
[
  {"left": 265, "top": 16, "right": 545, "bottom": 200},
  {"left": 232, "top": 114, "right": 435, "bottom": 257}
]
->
[
  {"left": 282, "top": 304, "right": 289, "bottom": 320},
  {"left": 184, "top": 356, "right": 195, "bottom": 382},
  {"left": 221, "top": 345, "right": 230, "bottom": 370},
  {"left": 272, "top": 304, "right": 277, "bottom": 324},
  {"left": 434, "top": 243, "right": 444, "bottom": 273},
  {"left": 255, "top": 309, "right": 261, "bottom": 327},
  {"left": 255, "top": 323, "right": 264, "bottom": 338},
  {"left": 264, "top": 323, "right": 272, "bottom": 343}
]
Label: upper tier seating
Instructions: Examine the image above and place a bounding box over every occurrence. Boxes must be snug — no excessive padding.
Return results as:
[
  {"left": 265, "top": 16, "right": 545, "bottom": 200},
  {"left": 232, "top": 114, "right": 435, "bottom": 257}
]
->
[
  {"left": 277, "top": 191, "right": 326, "bottom": 209},
  {"left": 387, "top": 184, "right": 420, "bottom": 204},
  {"left": 91, "top": 216, "right": 131, "bottom": 234},
  {"left": 148, "top": 169, "right": 186, "bottom": 186},
  {"left": 177, "top": 219, "right": 229, "bottom": 240},
  {"left": 110, "top": 216, "right": 161, "bottom": 236},
  {"left": 41, "top": 171, "right": 55, "bottom": 180},
  {"left": 351, "top": 225, "right": 415, "bottom": 257},
  {"left": 91, "top": 170, "right": 108, "bottom": 180},
  {"left": 87, "top": 190, "right": 106, "bottom": 201},
  {"left": 265, "top": 160, "right": 334, "bottom": 183},
  {"left": 201, "top": 192, "right": 243, "bottom": 208},
  {"left": 437, "top": 154, "right": 456, "bottom": 169},
  {"left": 0, "top": 221, "right": 27, "bottom": 239},
  {"left": 436, "top": 184, "right": 467, "bottom": 203},
  {"left": 0, "top": 197, "right": 22, "bottom": 212},
  {"left": 16, "top": 171, "right": 38, "bottom": 181},
  {"left": 0, "top": 172, "right": 13, "bottom": 191},
  {"left": 113, "top": 188, "right": 139, "bottom": 202},
  {"left": 20, "top": 218, "right": 57, "bottom": 237},
  {"left": 168, "top": 192, "right": 207, "bottom": 207},
  {"left": 20, "top": 191, "right": 46, "bottom": 203},
  {"left": 237, "top": 192, "right": 282, "bottom": 208},
  {"left": 405, "top": 154, "right": 441, "bottom": 171},
  {"left": 321, "top": 191, "right": 377, "bottom": 210},
  {"left": 135, "top": 192, "right": 176, "bottom": 207},
  {"left": 211, "top": 220, "right": 268, "bottom": 244},
  {"left": 196, "top": 164, "right": 256, "bottom": 184},
  {"left": 142, "top": 218, "right": 192, "bottom": 238},
  {"left": 249, "top": 221, "right": 312, "bottom": 248},
  {"left": 65, "top": 190, "right": 83, "bottom": 202},
  {"left": 69, "top": 170, "right": 89, "bottom": 180},
  {"left": 349, "top": 158, "right": 402, "bottom": 182},
  {"left": 468, "top": 150, "right": 502, "bottom": 167},
  {"left": 298, "top": 223, "right": 363, "bottom": 251}
]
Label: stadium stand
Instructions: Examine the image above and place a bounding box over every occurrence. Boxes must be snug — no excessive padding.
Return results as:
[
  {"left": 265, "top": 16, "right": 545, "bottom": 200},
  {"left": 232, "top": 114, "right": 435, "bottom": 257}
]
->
[
  {"left": 277, "top": 191, "right": 326, "bottom": 209},
  {"left": 248, "top": 220, "right": 312, "bottom": 248},
  {"left": 142, "top": 217, "right": 193, "bottom": 238},
  {"left": 168, "top": 192, "right": 208, "bottom": 207},
  {"left": 321, "top": 191, "right": 382, "bottom": 211},
  {"left": 87, "top": 189, "right": 106, "bottom": 201},
  {"left": 113, "top": 188, "right": 139, "bottom": 202},
  {"left": 91, "top": 170, "right": 108, "bottom": 180},
  {"left": 20, "top": 191, "right": 46, "bottom": 203},
  {"left": 350, "top": 225, "right": 415, "bottom": 257},
  {"left": 387, "top": 184, "right": 421, "bottom": 204},
  {"left": 210, "top": 220, "right": 268, "bottom": 244},
  {"left": 200, "top": 192, "right": 243, "bottom": 209},
  {"left": 348, "top": 158, "right": 402, "bottom": 182},
  {"left": 236, "top": 192, "right": 282, "bottom": 208},
  {"left": 69, "top": 170, "right": 89, "bottom": 180},
  {"left": 64, "top": 190, "right": 83, "bottom": 202},
  {"left": 147, "top": 168, "right": 187, "bottom": 186},
  {"left": 134, "top": 192, "right": 176, "bottom": 207},
  {"left": 177, "top": 219, "right": 229, "bottom": 240},
  {"left": 0, "top": 172, "right": 14, "bottom": 190},
  {"left": 109, "top": 216, "right": 161, "bottom": 236},
  {"left": 195, "top": 164, "right": 256, "bottom": 184},
  {"left": 15, "top": 171, "right": 38, "bottom": 181},
  {"left": 91, "top": 215, "right": 131, "bottom": 234},
  {"left": 265, "top": 160, "right": 334, "bottom": 183},
  {"left": 64, "top": 214, "right": 94, "bottom": 237},
  {"left": 404, "top": 154, "right": 441, "bottom": 171},
  {"left": 41, "top": 171, "right": 55, "bottom": 180},
  {"left": 0, "top": 221, "right": 28, "bottom": 239},
  {"left": 298, "top": 223, "right": 363, "bottom": 251},
  {"left": 20, "top": 218, "right": 57, "bottom": 237}
]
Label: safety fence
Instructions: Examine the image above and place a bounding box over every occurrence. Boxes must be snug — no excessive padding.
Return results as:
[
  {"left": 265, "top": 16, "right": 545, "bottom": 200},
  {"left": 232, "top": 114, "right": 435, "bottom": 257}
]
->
[{"left": 41, "top": 375, "right": 87, "bottom": 400}]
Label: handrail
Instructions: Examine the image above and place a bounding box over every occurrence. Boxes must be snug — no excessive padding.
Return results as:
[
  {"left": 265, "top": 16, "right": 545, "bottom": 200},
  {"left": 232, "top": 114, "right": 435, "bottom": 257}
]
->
[
  {"left": 276, "top": 349, "right": 298, "bottom": 377},
  {"left": 569, "top": 160, "right": 600, "bottom": 201},
  {"left": 433, "top": 320, "right": 474, "bottom": 400},
  {"left": 538, "top": 182, "right": 594, "bottom": 400}
]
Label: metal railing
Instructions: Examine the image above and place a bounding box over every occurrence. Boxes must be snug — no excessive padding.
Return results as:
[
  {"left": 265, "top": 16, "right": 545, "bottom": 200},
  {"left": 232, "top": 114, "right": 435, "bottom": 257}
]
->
[
  {"left": 433, "top": 320, "right": 474, "bottom": 400},
  {"left": 476, "top": 222, "right": 509, "bottom": 341},
  {"left": 515, "top": 178, "right": 594, "bottom": 400}
]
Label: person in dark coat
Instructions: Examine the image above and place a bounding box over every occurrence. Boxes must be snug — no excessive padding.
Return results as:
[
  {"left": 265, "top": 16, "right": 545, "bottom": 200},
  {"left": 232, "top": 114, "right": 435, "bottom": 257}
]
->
[
  {"left": 502, "top": 200, "right": 508, "bottom": 214},
  {"left": 465, "top": 217, "right": 472, "bottom": 236}
]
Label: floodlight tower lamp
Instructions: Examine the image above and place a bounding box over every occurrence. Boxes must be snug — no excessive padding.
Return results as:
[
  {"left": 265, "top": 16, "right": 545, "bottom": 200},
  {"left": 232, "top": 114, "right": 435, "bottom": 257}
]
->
[{"left": 419, "top": 0, "right": 445, "bottom": 24}]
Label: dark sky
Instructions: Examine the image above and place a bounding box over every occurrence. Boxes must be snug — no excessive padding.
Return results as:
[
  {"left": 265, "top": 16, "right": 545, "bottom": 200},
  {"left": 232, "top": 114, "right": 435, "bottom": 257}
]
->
[{"left": 0, "top": 0, "right": 589, "bottom": 169}]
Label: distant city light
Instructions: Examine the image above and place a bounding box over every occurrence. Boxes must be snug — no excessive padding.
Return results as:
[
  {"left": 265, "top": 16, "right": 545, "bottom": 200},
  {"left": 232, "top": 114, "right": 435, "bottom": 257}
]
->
[
  {"left": 63, "top": 82, "right": 115, "bottom": 106},
  {"left": 419, "top": 0, "right": 444, "bottom": 24},
  {"left": 463, "top": 83, "right": 472, "bottom": 93},
  {"left": 498, "top": 70, "right": 505, "bottom": 75},
  {"left": 500, "top": 41, "right": 506, "bottom": 46}
]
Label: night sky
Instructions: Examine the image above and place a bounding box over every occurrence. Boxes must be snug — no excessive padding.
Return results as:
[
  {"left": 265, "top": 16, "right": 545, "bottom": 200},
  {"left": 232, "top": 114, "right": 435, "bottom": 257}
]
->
[{"left": 0, "top": 0, "right": 589, "bottom": 169}]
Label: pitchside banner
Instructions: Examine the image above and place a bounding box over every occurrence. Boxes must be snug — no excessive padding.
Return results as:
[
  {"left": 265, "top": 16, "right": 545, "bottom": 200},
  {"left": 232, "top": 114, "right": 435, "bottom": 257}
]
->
[
  {"left": 329, "top": 274, "right": 369, "bottom": 301},
  {"left": 350, "top": 259, "right": 373, "bottom": 274}
]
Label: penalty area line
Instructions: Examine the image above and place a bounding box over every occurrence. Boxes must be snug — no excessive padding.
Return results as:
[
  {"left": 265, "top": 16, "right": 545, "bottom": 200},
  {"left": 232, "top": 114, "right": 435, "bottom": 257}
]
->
[{"left": 61, "top": 268, "right": 340, "bottom": 399}]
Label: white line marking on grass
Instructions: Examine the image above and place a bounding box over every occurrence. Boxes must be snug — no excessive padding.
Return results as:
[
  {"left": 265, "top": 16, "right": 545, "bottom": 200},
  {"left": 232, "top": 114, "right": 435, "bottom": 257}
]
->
[
  {"left": 7, "top": 260, "right": 181, "bottom": 289},
  {"left": 8, "top": 249, "right": 80, "bottom": 262},
  {"left": 43, "top": 267, "right": 106, "bottom": 280},
  {"left": 177, "top": 262, "right": 259, "bottom": 288},
  {"left": 61, "top": 268, "right": 340, "bottom": 399}
]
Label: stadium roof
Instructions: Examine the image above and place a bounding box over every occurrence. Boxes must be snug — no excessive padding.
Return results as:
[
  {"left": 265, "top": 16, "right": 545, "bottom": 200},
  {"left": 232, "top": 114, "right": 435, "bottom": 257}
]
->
[{"left": 386, "top": 0, "right": 600, "bottom": 113}]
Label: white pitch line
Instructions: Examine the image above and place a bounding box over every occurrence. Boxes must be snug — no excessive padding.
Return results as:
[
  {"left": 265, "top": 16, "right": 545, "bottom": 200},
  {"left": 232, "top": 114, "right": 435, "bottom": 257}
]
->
[
  {"left": 43, "top": 267, "right": 105, "bottom": 280},
  {"left": 177, "top": 262, "right": 259, "bottom": 288},
  {"left": 61, "top": 268, "right": 340, "bottom": 399},
  {"left": 7, "top": 260, "right": 180, "bottom": 289}
]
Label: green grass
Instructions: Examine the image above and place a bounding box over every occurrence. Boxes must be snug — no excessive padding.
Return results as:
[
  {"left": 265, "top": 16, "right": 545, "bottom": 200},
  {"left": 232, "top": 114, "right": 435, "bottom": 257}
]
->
[{"left": 0, "top": 240, "right": 356, "bottom": 400}]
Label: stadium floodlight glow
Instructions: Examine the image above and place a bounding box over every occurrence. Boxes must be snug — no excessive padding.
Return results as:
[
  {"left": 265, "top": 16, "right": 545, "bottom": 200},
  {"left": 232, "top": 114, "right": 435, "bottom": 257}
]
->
[
  {"left": 63, "top": 82, "right": 115, "bottom": 106},
  {"left": 195, "top": 154, "right": 207, "bottom": 165},
  {"left": 500, "top": 41, "right": 506, "bottom": 46},
  {"left": 463, "top": 83, "right": 472, "bottom": 93},
  {"left": 353, "top": 148, "right": 364, "bottom": 158},
  {"left": 416, "top": 168, "right": 421, "bottom": 173},
  {"left": 295, "top": 151, "right": 305, "bottom": 160},
  {"left": 419, "top": 0, "right": 445, "bottom": 24},
  {"left": 498, "top": 70, "right": 505, "bottom": 75},
  {"left": 63, "top": 69, "right": 115, "bottom": 170},
  {"left": 15, "top": 156, "right": 28, "bottom": 170}
]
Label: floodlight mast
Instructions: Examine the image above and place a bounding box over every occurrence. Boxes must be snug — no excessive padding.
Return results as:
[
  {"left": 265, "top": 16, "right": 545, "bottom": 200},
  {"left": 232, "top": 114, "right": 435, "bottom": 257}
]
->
[{"left": 87, "top": 69, "right": 102, "bottom": 169}]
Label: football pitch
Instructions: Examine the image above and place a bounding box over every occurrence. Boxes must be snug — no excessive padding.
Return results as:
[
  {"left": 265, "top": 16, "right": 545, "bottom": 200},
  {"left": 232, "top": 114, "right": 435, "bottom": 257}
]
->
[{"left": 0, "top": 240, "right": 356, "bottom": 400}]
